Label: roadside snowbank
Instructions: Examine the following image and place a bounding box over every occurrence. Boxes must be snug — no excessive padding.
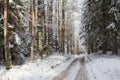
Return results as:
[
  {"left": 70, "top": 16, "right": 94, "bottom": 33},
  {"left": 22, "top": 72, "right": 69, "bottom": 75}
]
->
[
  {"left": 87, "top": 53, "right": 120, "bottom": 80},
  {"left": 0, "top": 54, "right": 74, "bottom": 80}
]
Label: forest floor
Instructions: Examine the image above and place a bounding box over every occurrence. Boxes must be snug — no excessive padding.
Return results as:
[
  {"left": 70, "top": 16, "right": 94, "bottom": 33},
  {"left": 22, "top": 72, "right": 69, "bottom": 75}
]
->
[{"left": 0, "top": 52, "right": 120, "bottom": 80}]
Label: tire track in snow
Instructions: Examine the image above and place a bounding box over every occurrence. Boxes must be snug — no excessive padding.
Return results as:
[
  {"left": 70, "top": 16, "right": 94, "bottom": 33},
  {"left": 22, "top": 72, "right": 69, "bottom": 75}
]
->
[
  {"left": 75, "top": 57, "right": 88, "bottom": 80},
  {"left": 52, "top": 58, "right": 80, "bottom": 80},
  {"left": 63, "top": 60, "right": 80, "bottom": 80}
]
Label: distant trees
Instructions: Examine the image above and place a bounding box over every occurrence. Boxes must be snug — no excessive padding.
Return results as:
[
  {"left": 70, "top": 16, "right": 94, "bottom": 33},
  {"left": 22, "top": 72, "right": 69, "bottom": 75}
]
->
[{"left": 28, "top": 0, "right": 68, "bottom": 61}]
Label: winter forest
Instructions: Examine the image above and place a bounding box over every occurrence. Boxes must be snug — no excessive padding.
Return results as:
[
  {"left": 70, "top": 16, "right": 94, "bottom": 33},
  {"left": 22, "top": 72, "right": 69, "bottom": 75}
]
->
[{"left": 0, "top": 0, "right": 120, "bottom": 80}]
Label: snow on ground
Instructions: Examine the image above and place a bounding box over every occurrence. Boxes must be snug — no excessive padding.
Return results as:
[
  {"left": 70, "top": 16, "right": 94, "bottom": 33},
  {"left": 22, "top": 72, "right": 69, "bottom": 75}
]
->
[
  {"left": 46, "top": 55, "right": 80, "bottom": 80},
  {"left": 0, "top": 53, "right": 76, "bottom": 80},
  {"left": 87, "top": 52, "right": 120, "bottom": 80},
  {"left": 1, "top": 52, "right": 120, "bottom": 80},
  {"left": 63, "top": 61, "right": 80, "bottom": 80}
]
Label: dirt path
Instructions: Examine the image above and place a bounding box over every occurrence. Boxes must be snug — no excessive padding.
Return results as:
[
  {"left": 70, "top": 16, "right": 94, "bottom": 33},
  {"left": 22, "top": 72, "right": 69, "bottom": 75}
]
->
[{"left": 75, "top": 57, "right": 88, "bottom": 80}]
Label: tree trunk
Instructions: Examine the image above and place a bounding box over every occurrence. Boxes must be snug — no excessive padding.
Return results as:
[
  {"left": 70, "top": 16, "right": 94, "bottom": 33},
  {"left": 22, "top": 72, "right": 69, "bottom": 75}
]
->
[
  {"left": 46, "top": 27, "right": 49, "bottom": 57},
  {"left": 44, "top": 25, "right": 47, "bottom": 47},
  {"left": 70, "top": 33, "right": 73, "bottom": 55},
  {"left": 30, "top": 0, "right": 35, "bottom": 63},
  {"left": 4, "top": 0, "right": 12, "bottom": 69},
  {"left": 90, "top": 38, "right": 94, "bottom": 53},
  {"left": 66, "top": 37, "right": 69, "bottom": 54},
  {"left": 57, "top": 0, "right": 61, "bottom": 54},
  {"left": 38, "top": 31, "right": 43, "bottom": 60},
  {"left": 103, "top": 30, "right": 107, "bottom": 54},
  {"left": 112, "top": 31, "right": 118, "bottom": 55},
  {"left": 61, "top": 0, "right": 65, "bottom": 54},
  {"left": 58, "top": 21, "right": 61, "bottom": 53}
]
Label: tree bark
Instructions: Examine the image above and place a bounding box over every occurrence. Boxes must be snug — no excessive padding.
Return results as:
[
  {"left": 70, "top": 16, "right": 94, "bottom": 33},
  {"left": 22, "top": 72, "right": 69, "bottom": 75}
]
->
[
  {"left": 4, "top": 0, "right": 12, "bottom": 69},
  {"left": 112, "top": 31, "right": 118, "bottom": 55},
  {"left": 46, "top": 27, "right": 49, "bottom": 57},
  {"left": 61, "top": 0, "right": 65, "bottom": 54},
  {"left": 38, "top": 31, "right": 43, "bottom": 60},
  {"left": 30, "top": 0, "right": 35, "bottom": 63},
  {"left": 103, "top": 30, "right": 108, "bottom": 54}
]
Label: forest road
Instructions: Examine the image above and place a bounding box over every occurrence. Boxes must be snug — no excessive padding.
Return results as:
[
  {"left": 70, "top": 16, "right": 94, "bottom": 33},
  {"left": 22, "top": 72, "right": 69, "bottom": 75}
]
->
[
  {"left": 52, "top": 56, "right": 88, "bottom": 80},
  {"left": 75, "top": 57, "right": 88, "bottom": 80}
]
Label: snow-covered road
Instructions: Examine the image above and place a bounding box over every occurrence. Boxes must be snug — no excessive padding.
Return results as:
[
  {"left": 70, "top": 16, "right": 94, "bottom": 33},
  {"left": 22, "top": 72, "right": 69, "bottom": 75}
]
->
[
  {"left": 75, "top": 57, "right": 88, "bottom": 80},
  {"left": 52, "top": 58, "right": 80, "bottom": 80},
  {"left": 52, "top": 56, "right": 88, "bottom": 80},
  {"left": 1, "top": 53, "right": 120, "bottom": 80}
]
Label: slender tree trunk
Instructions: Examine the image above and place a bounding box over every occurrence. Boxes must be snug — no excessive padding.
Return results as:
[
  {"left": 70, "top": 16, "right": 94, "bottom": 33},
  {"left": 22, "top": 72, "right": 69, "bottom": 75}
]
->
[
  {"left": 61, "top": 0, "right": 65, "bottom": 54},
  {"left": 70, "top": 33, "right": 72, "bottom": 55},
  {"left": 46, "top": 1, "right": 50, "bottom": 57},
  {"left": 55, "top": 0, "right": 58, "bottom": 51},
  {"left": 56, "top": 28, "right": 58, "bottom": 51},
  {"left": 4, "top": 0, "right": 11, "bottom": 69},
  {"left": 44, "top": 4, "right": 46, "bottom": 50},
  {"left": 112, "top": 31, "right": 118, "bottom": 55},
  {"left": 29, "top": 0, "right": 32, "bottom": 33},
  {"left": 66, "top": 36, "right": 69, "bottom": 54},
  {"left": 88, "top": 37, "right": 91, "bottom": 54},
  {"left": 90, "top": 37, "right": 94, "bottom": 53},
  {"left": 43, "top": 0, "right": 47, "bottom": 50},
  {"left": 30, "top": 0, "right": 35, "bottom": 63},
  {"left": 4, "top": 0, "right": 8, "bottom": 65},
  {"left": 46, "top": 27, "right": 49, "bottom": 57},
  {"left": 44, "top": 0, "right": 47, "bottom": 55},
  {"left": 76, "top": 42, "right": 79, "bottom": 55},
  {"left": 38, "top": 31, "right": 43, "bottom": 60},
  {"left": 103, "top": 30, "right": 107, "bottom": 54},
  {"left": 57, "top": 0, "right": 61, "bottom": 54},
  {"left": 44, "top": 26, "right": 47, "bottom": 44},
  {"left": 72, "top": 27, "right": 75, "bottom": 55},
  {"left": 45, "top": 1, "right": 49, "bottom": 57},
  {"left": 58, "top": 25, "right": 61, "bottom": 53},
  {"left": 49, "top": 0, "right": 53, "bottom": 54},
  {"left": 57, "top": 0, "right": 62, "bottom": 54}
]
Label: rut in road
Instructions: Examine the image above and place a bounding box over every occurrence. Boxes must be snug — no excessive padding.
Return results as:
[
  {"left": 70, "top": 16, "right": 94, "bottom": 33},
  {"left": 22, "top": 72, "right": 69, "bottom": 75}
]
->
[
  {"left": 75, "top": 57, "right": 88, "bottom": 80},
  {"left": 53, "top": 58, "right": 80, "bottom": 80},
  {"left": 52, "top": 56, "right": 89, "bottom": 80},
  {"left": 63, "top": 59, "right": 80, "bottom": 80}
]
